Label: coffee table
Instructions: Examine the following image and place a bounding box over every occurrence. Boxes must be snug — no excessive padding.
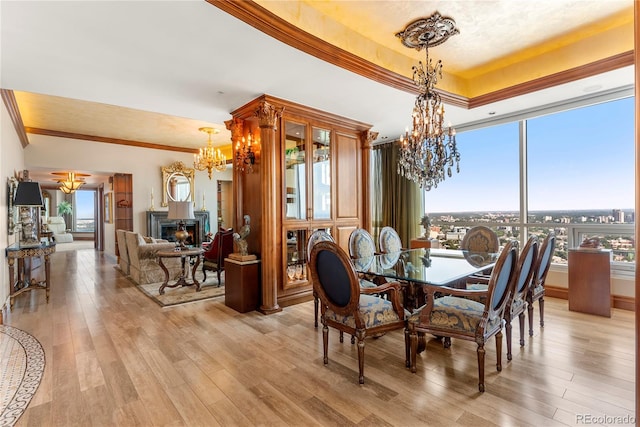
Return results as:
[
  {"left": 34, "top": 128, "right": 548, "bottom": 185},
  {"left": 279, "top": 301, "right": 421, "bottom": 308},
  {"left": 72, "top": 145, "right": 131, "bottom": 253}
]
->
[{"left": 157, "top": 247, "right": 204, "bottom": 295}]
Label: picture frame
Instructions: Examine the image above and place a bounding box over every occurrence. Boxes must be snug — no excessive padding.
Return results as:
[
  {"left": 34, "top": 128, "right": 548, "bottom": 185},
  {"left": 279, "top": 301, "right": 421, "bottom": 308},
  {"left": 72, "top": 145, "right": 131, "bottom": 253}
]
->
[{"left": 104, "top": 193, "right": 113, "bottom": 224}]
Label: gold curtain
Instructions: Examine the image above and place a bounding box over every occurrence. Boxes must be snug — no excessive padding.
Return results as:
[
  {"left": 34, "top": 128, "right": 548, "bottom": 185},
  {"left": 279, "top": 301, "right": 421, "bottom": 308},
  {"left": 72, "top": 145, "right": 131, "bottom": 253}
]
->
[{"left": 371, "top": 142, "right": 423, "bottom": 247}]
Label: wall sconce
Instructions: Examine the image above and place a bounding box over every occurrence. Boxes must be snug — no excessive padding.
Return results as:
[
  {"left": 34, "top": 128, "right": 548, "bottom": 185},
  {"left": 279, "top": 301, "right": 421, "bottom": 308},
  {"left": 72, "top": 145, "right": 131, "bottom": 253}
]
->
[{"left": 235, "top": 133, "right": 258, "bottom": 173}]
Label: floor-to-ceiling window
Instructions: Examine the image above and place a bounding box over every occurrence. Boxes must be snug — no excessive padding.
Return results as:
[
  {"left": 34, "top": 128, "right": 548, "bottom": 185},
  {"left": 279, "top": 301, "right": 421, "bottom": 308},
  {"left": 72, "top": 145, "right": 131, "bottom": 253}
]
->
[
  {"left": 73, "top": 189, "right": 96, "bottom": 232},
  {"left": 425, "top": 95, "right": 635, "bottom": 274}
]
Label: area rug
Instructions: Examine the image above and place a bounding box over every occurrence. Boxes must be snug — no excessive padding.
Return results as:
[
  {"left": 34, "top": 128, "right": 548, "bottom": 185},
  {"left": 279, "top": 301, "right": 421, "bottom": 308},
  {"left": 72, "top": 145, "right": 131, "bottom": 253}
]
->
[
  {"left": 134, "top": 271, "right": 225, "bottom": 307},
  {"left": 0, "top": 325, "right": 45, "bottom": 427}
]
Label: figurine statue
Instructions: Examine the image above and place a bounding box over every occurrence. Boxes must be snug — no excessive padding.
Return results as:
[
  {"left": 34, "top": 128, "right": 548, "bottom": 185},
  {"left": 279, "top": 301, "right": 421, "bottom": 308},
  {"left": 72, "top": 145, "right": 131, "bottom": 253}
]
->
[
  {"left": 233, "top": 214, "right": 251, "bottom": 256},
  {"left": 420, "top": 214, "right": 431, "bottom": 239}
]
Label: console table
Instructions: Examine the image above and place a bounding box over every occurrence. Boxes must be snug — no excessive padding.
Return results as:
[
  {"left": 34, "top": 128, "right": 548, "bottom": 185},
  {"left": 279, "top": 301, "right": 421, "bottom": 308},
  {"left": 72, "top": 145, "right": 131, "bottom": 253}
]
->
[
  {"left": 157, "top": 247, "right": 204, "bottom": 295},
  {"left": 6, "top": 242, "right": 56, "bottom": 309}
]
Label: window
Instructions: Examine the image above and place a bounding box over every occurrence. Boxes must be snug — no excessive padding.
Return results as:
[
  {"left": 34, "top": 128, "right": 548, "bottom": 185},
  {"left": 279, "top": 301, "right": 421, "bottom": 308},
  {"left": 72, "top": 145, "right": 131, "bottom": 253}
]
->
[
  {"left": 426, "top": 96, "right": 635, "bottom": 272},
  {"left": 73, "top": 189, "right": 95, "bottom": 232}
]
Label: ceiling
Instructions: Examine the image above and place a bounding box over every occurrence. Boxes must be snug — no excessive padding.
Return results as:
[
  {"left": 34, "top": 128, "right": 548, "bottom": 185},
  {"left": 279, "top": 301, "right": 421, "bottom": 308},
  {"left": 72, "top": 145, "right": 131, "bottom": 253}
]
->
[{"left": 0, "top": 1, "right": 635, "bottom": 186}]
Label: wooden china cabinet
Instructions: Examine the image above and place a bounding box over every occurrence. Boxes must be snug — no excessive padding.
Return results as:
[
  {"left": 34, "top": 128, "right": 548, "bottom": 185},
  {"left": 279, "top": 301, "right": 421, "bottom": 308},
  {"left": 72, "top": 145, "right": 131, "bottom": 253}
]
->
[
  {"left": 228, "top": 95, "right": 376, "bottom": 311},
  {"left": 112, "top": 173, "right": 133, "bottom": 256}
]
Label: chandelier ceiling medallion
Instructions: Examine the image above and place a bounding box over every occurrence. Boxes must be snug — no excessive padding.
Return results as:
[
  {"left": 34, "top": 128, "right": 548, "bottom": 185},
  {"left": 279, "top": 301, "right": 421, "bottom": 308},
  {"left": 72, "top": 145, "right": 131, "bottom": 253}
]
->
[
  {"left": 194, "top": 127, "right": 226, "bottom": 180},
  {"left": 52, "top": 171, "right": 89, "bottom": 194},
  {"left": 396, "top": 12, "right": 460, "bottom": 190}
]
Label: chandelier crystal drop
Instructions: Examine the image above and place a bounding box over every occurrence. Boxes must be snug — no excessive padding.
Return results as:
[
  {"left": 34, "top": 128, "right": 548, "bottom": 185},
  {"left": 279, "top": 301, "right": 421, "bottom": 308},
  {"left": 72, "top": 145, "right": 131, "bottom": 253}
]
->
[
  {"left": 194, "top": 127, "right": 226, "bottom": 180},
  {"left": 396, "top": 12, "right": 460, "bottom": 191}
]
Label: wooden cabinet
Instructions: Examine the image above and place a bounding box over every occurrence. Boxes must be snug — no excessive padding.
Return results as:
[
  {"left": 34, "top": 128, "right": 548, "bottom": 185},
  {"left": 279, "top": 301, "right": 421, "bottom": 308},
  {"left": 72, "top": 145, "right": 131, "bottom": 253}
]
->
[
  {"left": 568, "top": 249, "right": 612, "bottom": 317},
  {"left": 113, "top": 173, "right": 133, "bottom": 256},
  {"left": 229, "top": 95, "right": 372, "bottom": 309}
]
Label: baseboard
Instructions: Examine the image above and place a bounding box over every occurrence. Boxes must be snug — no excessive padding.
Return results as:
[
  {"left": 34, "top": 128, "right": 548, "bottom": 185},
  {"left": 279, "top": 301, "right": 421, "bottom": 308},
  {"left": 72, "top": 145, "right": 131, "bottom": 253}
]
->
[{"left": 545, "top": 285, "right": 634, "bottom": 311}]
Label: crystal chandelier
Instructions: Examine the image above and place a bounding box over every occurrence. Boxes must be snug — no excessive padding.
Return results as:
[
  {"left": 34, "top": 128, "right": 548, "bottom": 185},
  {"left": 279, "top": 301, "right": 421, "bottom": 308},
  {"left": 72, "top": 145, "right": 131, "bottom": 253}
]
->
[
  {"left": 53, "top": 172, "right": 88, "bottom": 194},
  {"left": 194, "top": 127, "right": 226, "bottom": 180},
  {"left": 235, "top": 133, "right": 257, "bottom": 173},
  {"left": 396, "top": 13, "right": 460, "bottom": 191}
]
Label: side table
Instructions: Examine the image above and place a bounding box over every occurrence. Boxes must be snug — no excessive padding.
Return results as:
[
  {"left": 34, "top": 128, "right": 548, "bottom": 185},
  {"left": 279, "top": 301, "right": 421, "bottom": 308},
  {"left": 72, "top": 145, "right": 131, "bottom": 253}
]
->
[
  {"left": 157, "top": 247, "right": 204, "bottom": 295},
  {"left": 224, "top": 258, "right": 260, "bottom": 313},
  {"left": 6, "top": 242, "right": 56, "bottom": 309}
]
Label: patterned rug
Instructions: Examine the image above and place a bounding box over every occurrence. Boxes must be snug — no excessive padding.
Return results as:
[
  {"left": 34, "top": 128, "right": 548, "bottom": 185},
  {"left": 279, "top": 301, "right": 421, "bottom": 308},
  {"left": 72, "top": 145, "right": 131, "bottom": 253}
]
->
[
  {"left": 0, "top": 325, "right": 45, "bottom": 427},
  {"left": 133, "top": 270, "right": 225, "bottom": 307}
]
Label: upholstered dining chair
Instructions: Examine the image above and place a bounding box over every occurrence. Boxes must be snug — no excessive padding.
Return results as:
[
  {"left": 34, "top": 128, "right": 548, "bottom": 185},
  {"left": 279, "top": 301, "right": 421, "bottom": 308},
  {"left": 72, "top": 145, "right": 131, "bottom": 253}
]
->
[
  {"left": 461, "top": 225, "right": 499, "bottom": 253},
  {"left": 307, "top": 229, "right": 335, "bottom": 328},
  {"left": 308, "top": 240, "right": 407, "bottom": 384},
  {"left": 347, "top": 228, "right": 381, "bottom": 289},
  {"left": 527, "top": 232, "right": 556, "bottom": 337},
  {"left": 468, "top": 236, "right": 538, "bottom": 360},
  {"left": 378, "top": 226, "right": 404, "bottom": 253},
  {"left": 202, "top": 228, "right": 234, "bottom": 286},
  {"left": 407, "top": 240, "right": 518, "bottom": 392}
]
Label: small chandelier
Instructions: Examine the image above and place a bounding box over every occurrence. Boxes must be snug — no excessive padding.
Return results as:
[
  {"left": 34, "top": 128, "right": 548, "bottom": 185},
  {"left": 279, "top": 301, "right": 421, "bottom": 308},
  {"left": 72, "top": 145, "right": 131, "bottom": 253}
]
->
[
  {"left": 235, "top": 133, "right": 257, "bottom": 173},
  {"left": 194, "top": 127, "right": 226, "bottom": 180},
  {"left": 396, "top": 12, "right": 460, "bottom": 191},
  {"left": 53, "top": 172, "right": 88, "bottom": 194}
]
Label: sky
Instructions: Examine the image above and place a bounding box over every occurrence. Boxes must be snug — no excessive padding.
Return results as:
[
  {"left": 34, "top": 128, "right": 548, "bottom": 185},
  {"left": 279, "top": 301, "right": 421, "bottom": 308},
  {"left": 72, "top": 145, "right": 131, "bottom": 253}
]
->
[{"left": 424, "top": 96, "right": 635, "bottom": 213}]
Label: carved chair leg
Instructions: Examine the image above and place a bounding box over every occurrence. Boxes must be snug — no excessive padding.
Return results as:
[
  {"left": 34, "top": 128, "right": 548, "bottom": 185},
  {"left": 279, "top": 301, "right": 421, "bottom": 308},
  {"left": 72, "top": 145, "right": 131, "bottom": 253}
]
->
[
  {"left": 443, "top": 336, "right": 451, "bottom": 348},
  {"left": 351, "top": 335, "right": 355, "bottom": 345},
  {"left": 539, "top": 297, "right": 545, "bottom": 328},
  {"left": 202, "top": 265, "right": 207, "bottom": 282},
  {"left": 518, "top": 313, "right": 526, "bottom": 347},
  {"left": 313, "top": 292, "right": 319, "bottom": 328},
  {"left": 217, "top": 269, "right": 222, "bottom": 287},
  {"left": 528, "top": 302, "right": 535, "bottom": 337},
  {"left": 496, "top": 330, "right": 503, "bottom": 372},
  {"left": 323, "top": 325, "right": 329, "bottom": 365},
  {"left": 357, "top": 330, "right": 365, "bottom": 384},
  {"left": 477, "top": 344, "right": 486, "bottom": 392},
  {"left": 339, "top": 331, "right": 344, "bottom": 343},
  {"left": 505, "top": 318, "right": 513, "bottom": 361}
]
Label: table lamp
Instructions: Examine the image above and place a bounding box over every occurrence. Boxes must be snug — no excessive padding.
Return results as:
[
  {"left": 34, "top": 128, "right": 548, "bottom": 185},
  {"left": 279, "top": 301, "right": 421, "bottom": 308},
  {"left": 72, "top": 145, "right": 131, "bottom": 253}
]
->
[
  {"left": 14, "top": 181, "right": 44, "bottom": 247},
  {"left": 167, "top": 200, "right": 194, "bottom": 249}
]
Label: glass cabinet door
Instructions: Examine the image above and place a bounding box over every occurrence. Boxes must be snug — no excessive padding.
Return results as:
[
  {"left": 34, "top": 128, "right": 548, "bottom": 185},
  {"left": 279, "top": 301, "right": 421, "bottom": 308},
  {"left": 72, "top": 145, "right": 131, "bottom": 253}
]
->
[
  {"left": 285, "top": 228, "right": 308, "bottom": 285},
  {"left": 284, "top": 121, "right": 307, "bottom": 220},
  {"left": 312, "top": 127, "right": 331, "bottom": 219}
]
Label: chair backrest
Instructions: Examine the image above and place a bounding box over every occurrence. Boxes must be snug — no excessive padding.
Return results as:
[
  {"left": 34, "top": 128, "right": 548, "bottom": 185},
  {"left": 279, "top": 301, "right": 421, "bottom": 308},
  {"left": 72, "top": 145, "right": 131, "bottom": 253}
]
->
[
  {"left": 461, "top": 226, "right": 499, "bottom": 253},
  {"left": 348, "top": 228, "right": 376, "bottom": 259},
  {"left": 47, "top": 216, "right": 67, "bottom": 234},
  {"left": 204, "top": 228, "right": 234, "bottom": 263},
  {"left": 309, "top": 240, "right": 360, "bottom": 315},
  {"left": 511, "top": 235, "right": 539, "bottom": 303},
  {"left": 306, "top": 230, "right": 335, "bottom": 263},
  {"left": 379, "top": 226, "right": 403, "bottom": 253},
  {"left": 485, "top": 240, "right": 518, "bottom": 320},
  {"left": 533, "top": 232, "right": 556, "bottom": 289}
]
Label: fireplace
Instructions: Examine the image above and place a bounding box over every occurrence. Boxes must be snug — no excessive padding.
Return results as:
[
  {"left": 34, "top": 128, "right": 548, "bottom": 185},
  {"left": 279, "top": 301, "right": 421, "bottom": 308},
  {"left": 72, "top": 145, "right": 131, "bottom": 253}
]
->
[{"left": 147, "top": 210, "right": 210, "bottom": 247}]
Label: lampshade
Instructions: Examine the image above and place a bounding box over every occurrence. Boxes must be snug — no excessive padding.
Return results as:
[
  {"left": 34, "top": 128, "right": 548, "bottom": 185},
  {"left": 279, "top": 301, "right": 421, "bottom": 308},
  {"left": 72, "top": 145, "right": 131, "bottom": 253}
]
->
[
  {"left": 14, "top": 181, "right": 44, "bottom": 206},
  {"left": 167, "top": 201, "right": 194, "bottom": 220}
]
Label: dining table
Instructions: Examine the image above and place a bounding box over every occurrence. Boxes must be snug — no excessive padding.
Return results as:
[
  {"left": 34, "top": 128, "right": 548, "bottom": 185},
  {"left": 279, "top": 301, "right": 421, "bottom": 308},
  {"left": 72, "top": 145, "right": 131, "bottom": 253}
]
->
[{"left": 353, "top": 247, "right": 498, "bottom": 311}]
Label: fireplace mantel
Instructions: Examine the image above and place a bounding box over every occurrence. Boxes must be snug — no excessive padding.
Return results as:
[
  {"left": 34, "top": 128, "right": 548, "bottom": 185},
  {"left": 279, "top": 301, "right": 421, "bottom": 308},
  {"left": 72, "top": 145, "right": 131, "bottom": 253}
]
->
[{"left": 147, "top": 210, "right": 210, "bottom": 246}]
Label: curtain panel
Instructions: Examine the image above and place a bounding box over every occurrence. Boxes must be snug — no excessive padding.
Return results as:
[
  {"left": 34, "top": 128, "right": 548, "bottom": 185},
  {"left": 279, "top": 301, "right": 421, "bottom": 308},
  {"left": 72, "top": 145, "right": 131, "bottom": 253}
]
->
[{"left": 371, "top": 142, "right": 422, "bottom": 247}]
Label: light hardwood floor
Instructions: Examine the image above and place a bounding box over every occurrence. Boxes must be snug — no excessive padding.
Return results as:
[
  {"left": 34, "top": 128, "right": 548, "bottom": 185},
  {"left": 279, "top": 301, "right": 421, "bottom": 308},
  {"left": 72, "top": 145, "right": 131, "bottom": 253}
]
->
[{"left": 3, "top": 249, "right": 636, "bottom": 426}]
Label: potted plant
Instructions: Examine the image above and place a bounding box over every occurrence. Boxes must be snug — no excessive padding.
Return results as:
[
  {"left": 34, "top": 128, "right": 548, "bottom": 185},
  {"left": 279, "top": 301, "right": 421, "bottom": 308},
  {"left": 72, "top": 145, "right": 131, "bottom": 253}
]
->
[{"left": 57, "top": 200, "right": 73, "bottom": 216}]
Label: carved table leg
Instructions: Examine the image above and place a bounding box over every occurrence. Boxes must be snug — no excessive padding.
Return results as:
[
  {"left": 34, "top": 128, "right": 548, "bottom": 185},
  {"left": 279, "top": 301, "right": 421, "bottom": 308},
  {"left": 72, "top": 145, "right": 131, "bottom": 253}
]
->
[
  {"left": 191, "top": 255, "right": 201, "bottom": 291},
  {"left": 158, "top": 256, "right": 170, "bottom": 295}
]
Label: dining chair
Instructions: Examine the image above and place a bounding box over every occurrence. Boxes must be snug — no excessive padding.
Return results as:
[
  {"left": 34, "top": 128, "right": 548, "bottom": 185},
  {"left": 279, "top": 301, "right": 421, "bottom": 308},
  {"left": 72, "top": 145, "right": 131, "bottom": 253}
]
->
[
  {"left": 306, "top": 229, "right": 335, "bottom": 328},
  {"left": 378, "top": 226, "right": 404, "bottom": 253},
  {"left": 202, "top": 228, "right": 234, "bottom": 286},
  {"left": 468, "top": 236, "right": 538, "bottom": 360},
  {"left": 407, "top": 240, "right": 518, "bottom": 392},
  {"left": 527, "top": 232, "right": 556, "bottom": 336},
  {"left": 347, "top": 228, "right": 381, "bottom": 289},
  {"left": 461, "top": 225, "right": 499, "bottom": 253},
  {"left": 308, "top": 240, "right": 407, "bottom": 384}
]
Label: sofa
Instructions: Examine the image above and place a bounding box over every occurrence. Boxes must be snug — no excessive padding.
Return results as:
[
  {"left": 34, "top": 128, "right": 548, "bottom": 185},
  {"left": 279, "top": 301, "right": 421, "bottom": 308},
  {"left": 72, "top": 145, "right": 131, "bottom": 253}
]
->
[
  {"left": 124, "top": 231, "right": 182, "bottom": 285},
  {"left": 116, "top": 229, "right": 130, "bottom": 275},
  {"left": 47, "top": 216, "right": 74, "bottom": 243}
]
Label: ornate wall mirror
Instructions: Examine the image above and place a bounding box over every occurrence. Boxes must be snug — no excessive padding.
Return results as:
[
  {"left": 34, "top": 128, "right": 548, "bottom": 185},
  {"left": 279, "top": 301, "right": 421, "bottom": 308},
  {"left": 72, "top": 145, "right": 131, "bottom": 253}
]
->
[{"left": 161, "top": 161, "right": 195, "bottom": 207}]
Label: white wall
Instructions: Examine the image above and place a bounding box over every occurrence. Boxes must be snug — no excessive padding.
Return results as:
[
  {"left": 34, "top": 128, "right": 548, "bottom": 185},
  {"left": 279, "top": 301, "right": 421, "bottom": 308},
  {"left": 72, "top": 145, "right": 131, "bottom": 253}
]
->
[
  {"left": 1, "top": 101, "right": 26, "bottom": 313},
  {"left": 24, "top": 133, "right": 233, "bottom": 257}
]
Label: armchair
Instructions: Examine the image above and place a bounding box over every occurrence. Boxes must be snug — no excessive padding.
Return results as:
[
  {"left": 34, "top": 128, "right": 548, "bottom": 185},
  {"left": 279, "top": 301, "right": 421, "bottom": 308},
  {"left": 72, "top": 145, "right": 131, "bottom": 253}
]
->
[
  {"left": 202, "top": 228, "right": 234, "bottom": 286},
  {"left": 47, "top": 216, "right": 73, "bottom": 243},
  {"left": 308, "top": 240, "right": 407, "bottom": 384},
  {"left": 407, "top": 240, "right": 518, "bottom": 392}
]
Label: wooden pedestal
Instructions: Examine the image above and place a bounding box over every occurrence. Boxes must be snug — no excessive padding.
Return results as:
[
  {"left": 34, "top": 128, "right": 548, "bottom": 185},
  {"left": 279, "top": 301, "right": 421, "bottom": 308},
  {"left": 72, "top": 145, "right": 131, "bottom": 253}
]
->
[
  {"left": 410, "top": 238, "right": 439, "bottom": 249},
  {"left": 224, "top": 258, "right": 260, "bottom": 313},
  {"left": 568, "top": 249, "right": 612, "bottom": 317}
]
